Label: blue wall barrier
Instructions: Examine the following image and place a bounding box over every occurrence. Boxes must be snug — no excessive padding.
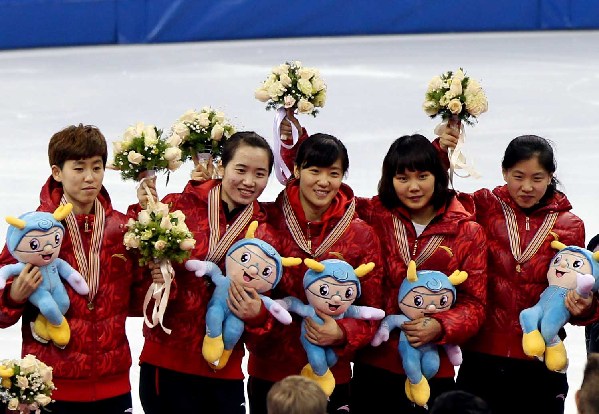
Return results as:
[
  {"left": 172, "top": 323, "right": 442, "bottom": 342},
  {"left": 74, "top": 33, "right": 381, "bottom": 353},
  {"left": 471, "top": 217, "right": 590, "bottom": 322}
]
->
[{"left": 1, "top": 0, "right": 598, "bottom": 50}]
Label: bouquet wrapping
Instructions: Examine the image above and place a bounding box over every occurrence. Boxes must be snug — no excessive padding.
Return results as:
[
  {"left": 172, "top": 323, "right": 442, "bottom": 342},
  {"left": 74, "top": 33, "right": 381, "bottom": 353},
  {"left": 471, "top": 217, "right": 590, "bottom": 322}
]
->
[
  {"left": 423, "top": 68, "right": 488, "bottom": 182},
  {"left": 0, "top": 355, "right": 55, "bottom": 414},
  {"left": 255, "top": 61, "right": 327, "bottom": 184},
  {"left": 124, "top": 200, "right": 196, "bottom": 334}
]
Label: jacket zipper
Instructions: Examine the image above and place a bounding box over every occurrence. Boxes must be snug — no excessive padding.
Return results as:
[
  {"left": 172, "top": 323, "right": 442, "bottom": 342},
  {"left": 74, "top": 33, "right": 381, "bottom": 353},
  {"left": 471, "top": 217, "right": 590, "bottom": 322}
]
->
[
  {"left": 306, "top": 222, "right": 312, "bottom": 251},
  {"left": 411, "top": 240, "right": 418, "bottom": 258},
  {"left": 525, "top": 216, "right": 530, "bottom": 231},
  {"left": 84, "top": 215, "right": 90, "bottom": 232}
]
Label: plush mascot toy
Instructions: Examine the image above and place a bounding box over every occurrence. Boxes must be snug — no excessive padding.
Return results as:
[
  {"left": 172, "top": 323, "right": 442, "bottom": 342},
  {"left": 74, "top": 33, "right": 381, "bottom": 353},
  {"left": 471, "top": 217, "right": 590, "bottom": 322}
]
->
[
  {"left": 371, "top": 260, "right": 467, "bottom": 408},
  {"left": 0, "top": 204, "right": 89, "bottom": 348},
  {"left": 276, "top": 258, "right": 385, "bottom": 397},
  {"left": 185, "top": 221, "right": 301, "bottom": 369},
  {"left": 520, "top": 240, "right": 599, "bottom": 372}
]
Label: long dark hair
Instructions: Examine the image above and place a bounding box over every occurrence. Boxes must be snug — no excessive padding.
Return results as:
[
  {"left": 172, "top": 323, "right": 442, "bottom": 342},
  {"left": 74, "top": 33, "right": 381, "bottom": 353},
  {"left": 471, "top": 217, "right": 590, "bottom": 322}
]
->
[
  {"left": 295, "top": 133, "right": 349, "bottom": 175},
  {"left": 502, "top": 135, "right": 560, "bottom": 203},
  {"left": 378, "top": 134, "right": 450, "bottom": 210},
  {"left": 221, "top": 131, "right": 274, "bottom": 175}
]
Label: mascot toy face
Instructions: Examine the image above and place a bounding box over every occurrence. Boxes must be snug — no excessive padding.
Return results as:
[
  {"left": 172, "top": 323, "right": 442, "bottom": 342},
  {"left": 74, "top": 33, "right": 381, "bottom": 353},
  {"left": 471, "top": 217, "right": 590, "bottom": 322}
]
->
[
  {"left": 7, "top": 212, "right": 65, "bottom": 267},
  {"left": 225, "top": 238, "right": 283, "bottom": 294},
  {"left": 303, "top": 259, "right": 361, "bottom": 317},
  {"left": 397, "top": 270, "right": 457, "bottom": 321},
  {"left": 548, "top": 247, "right": 595, "bottom": 289}
]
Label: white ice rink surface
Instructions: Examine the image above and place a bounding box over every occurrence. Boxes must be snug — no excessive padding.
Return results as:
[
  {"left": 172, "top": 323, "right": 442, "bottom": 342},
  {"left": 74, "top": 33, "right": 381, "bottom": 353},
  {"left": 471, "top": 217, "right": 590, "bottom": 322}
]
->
[{"left": 1, "top": 30, "right": 599, "bottom": 413}]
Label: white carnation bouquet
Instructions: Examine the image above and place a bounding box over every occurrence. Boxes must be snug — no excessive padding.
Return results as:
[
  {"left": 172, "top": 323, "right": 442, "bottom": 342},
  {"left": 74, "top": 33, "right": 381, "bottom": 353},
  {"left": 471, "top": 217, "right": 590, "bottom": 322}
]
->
[
  {"left": 0, "top": 354, "right": 55, "bottom": 414},
  {"left": 124, "top": 201, "right": 196, "bottom": 335},
  {"left": 169, "top": 107, "right": 236, "bottom": 178},
  {"left": 255, "top": 61, "right": 327, "bottom": 183},
  {"left": 108, "top": 122, "right": 183, "bottom": 181},
  {"left": 423, "top": 68, "right": 488, "bottom": 181}
]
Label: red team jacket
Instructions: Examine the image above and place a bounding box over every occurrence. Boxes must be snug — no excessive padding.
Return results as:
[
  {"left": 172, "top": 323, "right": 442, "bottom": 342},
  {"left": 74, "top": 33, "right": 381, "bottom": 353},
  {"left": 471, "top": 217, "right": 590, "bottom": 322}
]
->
[
  {"left": 0, "top": 177, "right": 147, "bottom": 401},
  {"left": 245, "top": 180, "right": 384, "bottom": 384},
  {"left": 464, "top": 186, "right": 590, "bottom": 360},
  {"left": 138, "top": 179, "right": 272, "bottom": 380},
  {"left": 355, "top": 192, "right": 488, "bottom": 378}
]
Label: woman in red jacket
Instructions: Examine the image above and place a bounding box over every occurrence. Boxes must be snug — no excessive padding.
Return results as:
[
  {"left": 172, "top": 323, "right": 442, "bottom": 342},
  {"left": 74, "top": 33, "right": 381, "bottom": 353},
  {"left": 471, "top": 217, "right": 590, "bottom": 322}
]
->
[
  {"left": 437, "top": 130, "right": 595, "bottom": 414},
  {"left": 136, "top": 131, "right": 277, "bottom": 414},
  {"left": 350, "top": 134, "right": 488, "bottom": 413},
  {"left": 0, "top": 124, "right": 148, "bottom": 414},
  {"left": 245, "top": 133, "right": 384, "bottom": 414}
]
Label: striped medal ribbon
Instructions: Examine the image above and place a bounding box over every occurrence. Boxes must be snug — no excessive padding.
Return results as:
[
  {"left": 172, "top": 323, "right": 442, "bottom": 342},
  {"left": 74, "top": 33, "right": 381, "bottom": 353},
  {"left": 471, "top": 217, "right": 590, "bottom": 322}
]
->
[
  {"left": 498, "top": 198, "right": 558, "bottom": 272},
  {"left": 204, "top": 184, "right": 254, "bottom": 263},
  {"left": 282, "top": 191, "right": 355, "bottom": 258},
  {"left": 61, "top": 195, "right": 105, "bottom": 304},
  {"left": 392, "top": 215, "right": 445, "bottom": 267}
]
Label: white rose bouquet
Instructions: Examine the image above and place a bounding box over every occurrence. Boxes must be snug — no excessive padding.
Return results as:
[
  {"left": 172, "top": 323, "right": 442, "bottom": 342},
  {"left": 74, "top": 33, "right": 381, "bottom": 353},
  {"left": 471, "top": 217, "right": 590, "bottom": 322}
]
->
[
  {"left": 423, "top": 68, "right": 488, "bottom": 125},
  {"left": 170, "top": 107, "right": 236, "bottom": 160},
  {"left": 423, "top": 68, "right": 487, "bottom": 182},
  {"left": 255, "top": 60, "right": 327, "bottom": 117},
  {"left": 255, "top": 61, "right": 327, "bottom": 184},
  {"left": 108, "top": 122, "right": 184, "bottom": 181},
  {"left": 0, "top": 354, "right": 55, "bottom": 414},
  {"left": 123, "top": 201, "right": 195, "bottom": 266},
  {"left": 124, "top": 201, "right": 196, "bottom": 334}
]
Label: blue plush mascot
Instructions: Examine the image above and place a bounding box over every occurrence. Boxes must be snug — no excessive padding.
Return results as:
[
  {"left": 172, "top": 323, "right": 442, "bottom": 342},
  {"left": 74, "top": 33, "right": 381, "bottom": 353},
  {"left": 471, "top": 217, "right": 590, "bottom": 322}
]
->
[
  {"left": 185, "top": 221, "right": 301, "bottom": 369},
  {"left": 371, "top": 260, "right": 467, "bottom": 407},
  {"left": 0, "top": 204, "right": 89, "bottom": 348},
  {"left": 276, "top": 257, "right": 384, "bottom": 396},
  {"left": 520, "top": 240, "right": 599, "bottom": 372}
]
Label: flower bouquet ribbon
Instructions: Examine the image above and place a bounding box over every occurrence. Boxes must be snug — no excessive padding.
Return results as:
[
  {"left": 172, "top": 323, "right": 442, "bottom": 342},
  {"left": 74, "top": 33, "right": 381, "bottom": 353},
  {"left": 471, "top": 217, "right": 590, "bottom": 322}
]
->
[
  {"left": 109, "top": 121, "right": 192, "bottom": 334},
  {"left": 423, "top": 68, "right": 488, "bottom": 185},
  {"left": 255, "top": 61, "right": 327, "bottom": 184}
]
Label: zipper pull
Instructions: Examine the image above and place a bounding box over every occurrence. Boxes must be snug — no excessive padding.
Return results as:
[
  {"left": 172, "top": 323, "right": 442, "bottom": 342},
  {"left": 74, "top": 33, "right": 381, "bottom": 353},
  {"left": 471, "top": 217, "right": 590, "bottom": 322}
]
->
[
  {"left": 412, "top": 240, "right": 418, "bottom": 257},
  {"left": 84, "top": 216, "right": 90, "bottom": 233},
  {"left": 525, "top": 217, "right": 530, "bottom": 231}
]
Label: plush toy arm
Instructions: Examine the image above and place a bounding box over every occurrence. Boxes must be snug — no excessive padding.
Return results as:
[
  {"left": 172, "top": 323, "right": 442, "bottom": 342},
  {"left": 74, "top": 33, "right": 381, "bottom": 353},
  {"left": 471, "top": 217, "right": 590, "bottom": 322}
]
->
[
  {"left": 0, "top": 263, "right": 25, "bottom": 290},
  {"left": 443, "top": 344, "right": 463, "bottom": 366},
  {"left": 345, "top": 305, "right": 385, "bottom": 321},
  {"left": 276, "top": 296, "right": 313, "bottom": 318},
  {"left": 576, "top": 273, "right": 595, "bottom": 299},
  {"left": 261, "top": 295, "right": 292, "bottom": 325},
  {"left": 185, "top": 260, "right": 224, "bottom": 284},
  {"left": 371, "top": 316, "right": 395, "bottom": 346},
  {"left": 55, "top": 258, "right": 89, "bottom": 295}
]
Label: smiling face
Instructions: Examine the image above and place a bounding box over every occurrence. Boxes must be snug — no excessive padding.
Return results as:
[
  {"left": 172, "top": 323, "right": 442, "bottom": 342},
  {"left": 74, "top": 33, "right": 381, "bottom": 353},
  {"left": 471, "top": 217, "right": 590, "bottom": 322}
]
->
[
  {"left": 305, "top": 276, "right": 358, "bottom": 317},
  {"left": 220, "top": 144, "right": 270, "bottom": 211},
  {"left": 502, "top": 156, "right": 552, "bottom": 209},
  {"left": 547, "top": 250, "right": 592, "bottom": 289},
  {"left": 294, "top": 158, "right": 344, "bottom": 222},
  {"left": 225, "top": 244, "right": 278, "bottom": 293},
  {"left": 398, "top": 287, "right": 454, "bottom": 320},
  {"left": 12, "top": 227, "right": 63, "bottom": 267}
]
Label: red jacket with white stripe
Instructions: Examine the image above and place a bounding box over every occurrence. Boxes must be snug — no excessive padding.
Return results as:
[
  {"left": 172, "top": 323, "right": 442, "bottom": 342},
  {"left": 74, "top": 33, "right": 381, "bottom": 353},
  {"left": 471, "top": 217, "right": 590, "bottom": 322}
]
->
[
  {"left": 355, "top": 192, "right": 488, "bottom": 377},
  {"left": 0, "top": 177, "right": 148, "bottom": 402}
]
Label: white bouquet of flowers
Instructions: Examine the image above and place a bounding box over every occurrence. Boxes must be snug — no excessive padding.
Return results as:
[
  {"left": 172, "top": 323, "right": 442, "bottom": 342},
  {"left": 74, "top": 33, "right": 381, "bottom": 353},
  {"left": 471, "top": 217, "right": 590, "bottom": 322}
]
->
[
  {"left": 423, "top": 68, "right": 487, "bottom": 181},
  {"left": 254, "top": 60, "right": 327, "bottom": 117},
  {"left": 255, "top": 61, "right": 327, "bottom": 183},
  {"left": 0, "top": 354, "right": 55, "bottom": 414},
  {"left": 124, "top": 201, "right": 196, "bottom": 334},
  {"left": 423, "top": 68, "right": 488, "bottom": 125},
  {"left": 169, "top": 107, "right": 236, "bottom": 178},
  {"left": 108, "top": 122, "right": 183, "bottom": 181}
]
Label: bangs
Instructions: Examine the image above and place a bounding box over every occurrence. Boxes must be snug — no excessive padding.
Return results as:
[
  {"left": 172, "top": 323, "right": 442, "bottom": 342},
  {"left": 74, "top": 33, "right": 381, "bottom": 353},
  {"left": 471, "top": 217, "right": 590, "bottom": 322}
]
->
[
  {"left": 298, "top": 140, "right": 342, "bottom": 169},
  {"left": 391, "top": 143, "right": 438, "bottom": 175}
]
